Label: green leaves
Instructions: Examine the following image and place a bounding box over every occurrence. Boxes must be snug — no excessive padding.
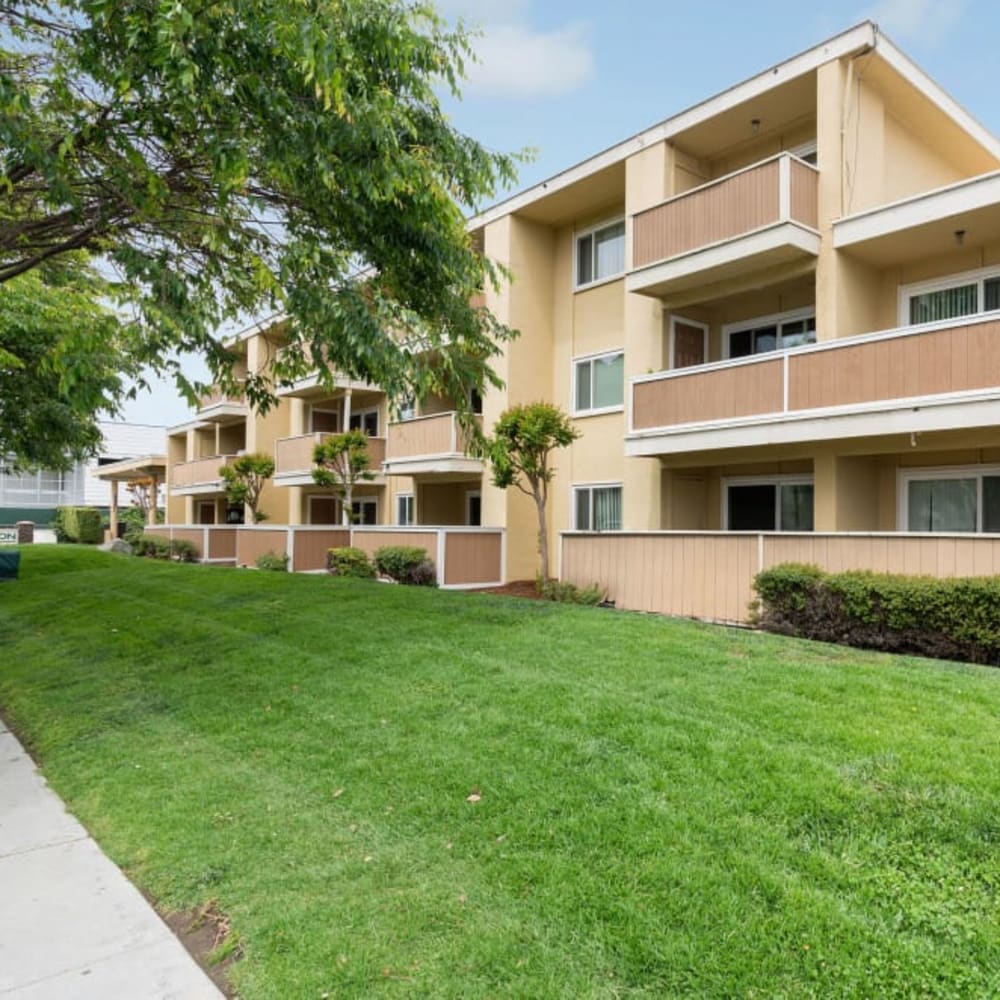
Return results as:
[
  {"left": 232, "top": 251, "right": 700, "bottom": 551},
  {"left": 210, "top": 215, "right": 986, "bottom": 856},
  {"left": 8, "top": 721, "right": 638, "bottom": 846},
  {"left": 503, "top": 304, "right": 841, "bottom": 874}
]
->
[
  {"left": 0, "top": 0, "right": 523, "bottom": 429},
  {"left": 220, "top": 453, "right": 274, "bottom": 523}
]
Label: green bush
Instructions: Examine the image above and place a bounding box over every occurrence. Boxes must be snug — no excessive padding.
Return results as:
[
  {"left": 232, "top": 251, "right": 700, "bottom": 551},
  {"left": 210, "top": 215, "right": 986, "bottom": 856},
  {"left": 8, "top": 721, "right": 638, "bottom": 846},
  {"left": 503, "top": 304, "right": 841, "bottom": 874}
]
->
[
  {"left": 754, "top": 563, "right": 1000, "bottom": 666},
  {"left": 256, "top": 550, "right": 289, "bottom": 572},
  {"left": 55, "top": 506, "right": 103, "bottom": 544},
  {"left": 327, "top": 547, "right": 375, "bottom": 578},
  {"left": 538, "top": 577, "right": 606, "bottom": 605},
  {"left": 373, "top": 545, "right": 437, "bottom": 586},
  {"left": 132, "top": 535, "right": 198, "bottom": 563}
]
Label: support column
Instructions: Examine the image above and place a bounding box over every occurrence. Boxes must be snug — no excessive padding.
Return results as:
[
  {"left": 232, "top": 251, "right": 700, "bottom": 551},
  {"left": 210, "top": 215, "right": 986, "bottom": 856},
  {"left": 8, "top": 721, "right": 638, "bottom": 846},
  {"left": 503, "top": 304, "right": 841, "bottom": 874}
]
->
[
  {"left": 623, "top": 141, "right": 675, "bottom": 530},
  {"left": 109, "top": 482, "right": 119, "bottom": 539},
  {"left": 147, "top": 475, "right": 159, "bottom": 526},
  {"left": 342, "top": 389, "right": 352, "bottom": 430}
]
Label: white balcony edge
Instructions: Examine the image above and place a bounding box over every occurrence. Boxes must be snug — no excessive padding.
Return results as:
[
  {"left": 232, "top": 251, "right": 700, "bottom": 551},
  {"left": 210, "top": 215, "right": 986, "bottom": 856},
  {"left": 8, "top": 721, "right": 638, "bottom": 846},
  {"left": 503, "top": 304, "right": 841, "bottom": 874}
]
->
[{"left": 625, "top": 222, "right": 820, "bottom": 294}]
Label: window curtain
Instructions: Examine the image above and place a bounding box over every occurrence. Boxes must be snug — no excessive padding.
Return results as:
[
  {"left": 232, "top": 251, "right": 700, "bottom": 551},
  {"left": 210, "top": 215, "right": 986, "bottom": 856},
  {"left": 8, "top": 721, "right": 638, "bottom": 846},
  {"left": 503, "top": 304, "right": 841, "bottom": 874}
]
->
[
  {"left": 908, "top": 478, "right": 976, "bottom": 532},
  {"left": 593, "top": 487, "right": 622, "bottom": 531},
  {"left": 909, "top": 284, "right": 977, "bottom": 325}
]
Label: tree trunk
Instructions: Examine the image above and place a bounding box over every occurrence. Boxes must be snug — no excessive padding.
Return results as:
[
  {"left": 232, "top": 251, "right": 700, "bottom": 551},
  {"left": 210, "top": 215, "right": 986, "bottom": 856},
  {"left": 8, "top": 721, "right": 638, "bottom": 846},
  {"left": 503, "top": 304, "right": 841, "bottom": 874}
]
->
[
  {"left": 343, "top": 482, "right": 353, "bottom": 526},
  {"left": 535, "top": 488, "right": 549, "bottom": 582}
]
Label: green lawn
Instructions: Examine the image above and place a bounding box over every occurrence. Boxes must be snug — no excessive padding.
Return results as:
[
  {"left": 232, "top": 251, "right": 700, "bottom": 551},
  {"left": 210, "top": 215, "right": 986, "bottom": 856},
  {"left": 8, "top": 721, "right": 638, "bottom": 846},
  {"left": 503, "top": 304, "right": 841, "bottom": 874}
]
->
[{"left": 2, "top": 547, "right": 999, "bottom": 999}]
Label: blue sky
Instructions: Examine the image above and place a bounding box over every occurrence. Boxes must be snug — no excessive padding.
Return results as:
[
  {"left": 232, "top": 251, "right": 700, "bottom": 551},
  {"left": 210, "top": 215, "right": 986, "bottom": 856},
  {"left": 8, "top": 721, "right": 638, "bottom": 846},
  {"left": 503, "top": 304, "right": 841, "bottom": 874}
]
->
[{"left": 123, "top": 0, "right": 999, "bottom": 427}]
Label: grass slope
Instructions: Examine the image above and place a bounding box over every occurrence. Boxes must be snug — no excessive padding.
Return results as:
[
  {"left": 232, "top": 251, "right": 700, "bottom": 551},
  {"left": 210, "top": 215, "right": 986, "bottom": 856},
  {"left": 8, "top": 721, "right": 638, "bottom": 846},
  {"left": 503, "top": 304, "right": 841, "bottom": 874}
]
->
[{"left": 1, "top": 547, "right": 999, "bottom": 998}]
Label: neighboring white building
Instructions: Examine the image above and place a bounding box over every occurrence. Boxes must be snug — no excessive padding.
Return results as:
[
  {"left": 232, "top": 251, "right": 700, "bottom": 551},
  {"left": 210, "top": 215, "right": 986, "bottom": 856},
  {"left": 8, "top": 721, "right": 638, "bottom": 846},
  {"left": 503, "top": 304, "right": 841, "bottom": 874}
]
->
[{"left": 0, "top": 422, "right": 166, "bottom": 523}]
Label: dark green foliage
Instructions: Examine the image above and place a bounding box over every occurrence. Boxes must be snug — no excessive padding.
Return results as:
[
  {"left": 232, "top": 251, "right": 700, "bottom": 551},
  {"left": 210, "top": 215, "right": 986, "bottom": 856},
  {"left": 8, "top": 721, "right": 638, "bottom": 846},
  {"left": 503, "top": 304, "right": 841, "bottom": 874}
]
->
[
  {"left": 326, "top": 547, "right": 375, "bottom": 578},
  {"left": 538, "top": 578, "right": 606, "bottom": 605},
  {"left": 373, "top": 545, "right": 437, "bottom": 586},
  {"left": 122, "top": 507, "right": 162, "bottom": 544},
  {"left": 56, "top": 506, "right": 102, "bottom": 544},
  {"left": 755, "top": 562, "right": 1000, "bottom": 665},
  {"left": 133, "top": 535, "right": 197, "bottom": 563},
  {"left": 255, "top": 551, "right": 289, "bottom": 572}
]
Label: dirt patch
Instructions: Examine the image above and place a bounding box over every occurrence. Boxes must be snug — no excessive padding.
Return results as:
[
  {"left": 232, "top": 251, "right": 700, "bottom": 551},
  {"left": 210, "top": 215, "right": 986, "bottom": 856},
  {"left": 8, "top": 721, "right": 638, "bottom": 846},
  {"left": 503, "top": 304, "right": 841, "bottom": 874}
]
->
[
  {"left": 156, "top": 897, "right": 241, "bottom": 997},
  {"left": 476, "top": 579, "right": 547, "bottom": 600}
]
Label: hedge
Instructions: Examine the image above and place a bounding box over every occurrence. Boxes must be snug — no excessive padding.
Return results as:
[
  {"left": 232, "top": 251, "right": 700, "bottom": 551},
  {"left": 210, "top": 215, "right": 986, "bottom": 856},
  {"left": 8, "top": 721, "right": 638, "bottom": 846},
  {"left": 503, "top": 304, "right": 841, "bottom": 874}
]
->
[
  {"left": 754, "top": 562, "right": 1000, "bottom": 666},
  {"left": 326, "top": 547, "right": 375, "bottom": 578},
  {"left": 373, "top": 545, "right": 436, "bottom": 586},
  {"left": 55, "top": 506, "right": 103, "bottom": 544}
]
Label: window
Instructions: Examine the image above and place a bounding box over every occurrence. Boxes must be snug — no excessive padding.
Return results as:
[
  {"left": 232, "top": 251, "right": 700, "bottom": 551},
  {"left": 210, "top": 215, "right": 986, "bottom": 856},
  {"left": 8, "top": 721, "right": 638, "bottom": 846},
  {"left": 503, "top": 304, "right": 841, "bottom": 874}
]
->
[
  {"left": 574, "top": 351, "right": 624, "bottom": 413},
  {"left": 724, "top": 477, "right": 814, "bottom": 531},
  {"left": 725, "top": 309, "right": 816, "bottom": 359},
  {"left": 396, "top": 493, "right": 414, "bottom": 526},
  {"left": 466, "top": 490, "right": 481, "bottom": 526},
  {"left": 348, "top": 409, "right": 379, "bottom": 436},
  {"left": 574, "top": 484, "right": 623, "bottom": 531},
  {"left": 576, "top": 219, "right": 625, "bottom": 288},
  {"left": 469, "top": 387, "right": 483, "bottom": 415},
  {"left": 789, "top": 141, "right": 818, "bottom": 166},
  {"left": 351, "top": 498, "right": 378, "bottom": 525},
  {"left": 396, "top": 397, "right": 416, "bottom": 422},
  {"left": 901, "top": 466, "right": 1000, "bottom": 533},
  {"left": 310, "top": 408, "right": 339, "bottom": 433},
  {"left": 902, "top": 268, "right": 1000, "bottom": 326}
]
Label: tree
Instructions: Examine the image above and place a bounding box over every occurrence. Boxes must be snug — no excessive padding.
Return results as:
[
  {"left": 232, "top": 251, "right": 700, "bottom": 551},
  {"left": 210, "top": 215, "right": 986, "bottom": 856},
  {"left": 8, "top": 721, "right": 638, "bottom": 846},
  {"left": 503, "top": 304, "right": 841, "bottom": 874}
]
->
[
  {"left": 0, "top": 257, "right": 138, "bottom": 469},
  {"left": 220, "top": 453, "right": 274, "bottom": 525},
  {"left": 0, "top": 1, "right": 519, "bottom": 419},
  {"left": 312, "top": 430, "right": 375, "bottom": 525},
  {"left": 482, "top": 403, "right": 579, "bottom": 583}
]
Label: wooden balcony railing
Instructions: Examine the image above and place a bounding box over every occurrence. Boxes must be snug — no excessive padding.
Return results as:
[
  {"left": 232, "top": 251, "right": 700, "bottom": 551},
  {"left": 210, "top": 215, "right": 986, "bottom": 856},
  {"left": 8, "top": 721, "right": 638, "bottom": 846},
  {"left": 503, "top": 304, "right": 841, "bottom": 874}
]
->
[
  {"left": 275, "top": 433, "right": 386, "bottom": 475},
  {"left": 197, "top": 383, "right": 247, "bottom": 410},
  {"left": 171, "top": 454, "right": 238, "bottom": 489},
  {"left": 631, "top": 153, "right": 819, "bottom": 270},
  {"left": 631, "top": 314, "right": 1000, "bottom": 433},
  {"left": 385, "top": 412, "right": 480, "bottom": 461}
]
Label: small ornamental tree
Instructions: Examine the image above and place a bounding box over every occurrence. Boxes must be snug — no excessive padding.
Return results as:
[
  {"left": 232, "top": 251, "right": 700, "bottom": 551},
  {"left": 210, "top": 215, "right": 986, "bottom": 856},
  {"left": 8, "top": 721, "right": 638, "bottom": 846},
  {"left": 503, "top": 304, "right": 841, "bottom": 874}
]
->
[
  {"left": 482, "top": 403, "right": 579, "bottom": 583},
  {"left": 312, "top": 430, "right": 375, "bottom": 525},
  {"left": 220, "top": 453, "right": 275, "bottom": 525}
]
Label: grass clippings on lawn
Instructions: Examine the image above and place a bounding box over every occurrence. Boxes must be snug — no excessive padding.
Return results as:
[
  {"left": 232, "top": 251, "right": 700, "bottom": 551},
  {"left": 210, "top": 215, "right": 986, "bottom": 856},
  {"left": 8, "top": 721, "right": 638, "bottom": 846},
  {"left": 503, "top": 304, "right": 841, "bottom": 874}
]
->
[{"left": 1, "top": 546, "right": 999, "bottom": 999}]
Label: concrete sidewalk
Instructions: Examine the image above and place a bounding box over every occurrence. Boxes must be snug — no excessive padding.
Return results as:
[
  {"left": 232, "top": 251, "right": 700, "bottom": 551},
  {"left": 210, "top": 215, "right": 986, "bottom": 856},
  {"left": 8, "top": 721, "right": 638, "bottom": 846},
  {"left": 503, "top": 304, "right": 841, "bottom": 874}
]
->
[{"left": 0, "top": 719, "right": 224, "bottom": 999}]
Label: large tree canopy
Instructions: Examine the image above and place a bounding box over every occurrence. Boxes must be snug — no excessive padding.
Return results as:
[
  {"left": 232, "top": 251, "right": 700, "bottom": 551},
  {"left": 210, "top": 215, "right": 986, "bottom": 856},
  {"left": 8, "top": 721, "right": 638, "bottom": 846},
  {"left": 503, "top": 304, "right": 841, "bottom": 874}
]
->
[
  {"left": 0, "top": 0, "right": 519, "bottom": 422},
  {"left": 0, "top": 257, "right": 138, "bottom": 468}
]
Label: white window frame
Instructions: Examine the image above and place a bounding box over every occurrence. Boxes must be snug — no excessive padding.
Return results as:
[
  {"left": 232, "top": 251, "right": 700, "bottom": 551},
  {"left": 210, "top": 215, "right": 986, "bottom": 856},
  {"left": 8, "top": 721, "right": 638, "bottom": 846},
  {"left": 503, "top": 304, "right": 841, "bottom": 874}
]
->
[
  {"left": 721, "top": 474, "right": 814, "bottom": 531},
  {"left": 721, "top": 307, "right": 817, "bottom": 360},
  {"left": 348, "top": 406, "right": 380, "bottom": 437},
  {"left": 574, "top": 216, "right": 626, "bottom": 291},
  {"left": 898, "top": 264, "right": 1000, "bottom": 327},
  {"left": 668, "top": 316, "right": 710, "bottom": 369},
  {"left": 897, "top": 464, "right": 1000, "bottom": 534},
  {"left": 572, "top": 348, "right": 625, "bottom": 417},
  {"left": 395, "top": 493, "right": 414, "bottom": 526},
  {"left": 572, "top": 481, "right": 624, "bottom": 532},
  {"left": 350, "top": 496, "right": 379, "bottom": 525}
]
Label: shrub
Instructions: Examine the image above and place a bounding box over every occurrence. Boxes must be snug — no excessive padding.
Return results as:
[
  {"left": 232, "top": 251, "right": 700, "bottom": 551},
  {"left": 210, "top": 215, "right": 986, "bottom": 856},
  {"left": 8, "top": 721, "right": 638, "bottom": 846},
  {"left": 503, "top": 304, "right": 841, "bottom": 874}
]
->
[
  {"left": 132, "top": 535, "right": 198, "bottom": 562},
  {"left": 54, "top": 506, "right": 103, "bottom": 544},
  {"left": 538, "top": 577, "right": 606, "bottom": 605},
  {"left": 327, "top": 547, "right": 375, "bottom": 578},
  {"left": 754, "top": 563, "right": 1000, "bottom": 666},
  {"left": 373, "top": 545, "right": 437, "bottom": 586},
  {"left": 256, "top": 550, "right": 289, "bottom": 572}
]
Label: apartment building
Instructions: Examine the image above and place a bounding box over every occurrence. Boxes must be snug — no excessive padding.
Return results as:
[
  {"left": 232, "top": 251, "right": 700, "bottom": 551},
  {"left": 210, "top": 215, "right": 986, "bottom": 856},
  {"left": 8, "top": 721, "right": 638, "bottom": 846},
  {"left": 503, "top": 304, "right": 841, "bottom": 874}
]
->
[{"left": 167, "top": 21, "right": 1000, "bottom": 590}]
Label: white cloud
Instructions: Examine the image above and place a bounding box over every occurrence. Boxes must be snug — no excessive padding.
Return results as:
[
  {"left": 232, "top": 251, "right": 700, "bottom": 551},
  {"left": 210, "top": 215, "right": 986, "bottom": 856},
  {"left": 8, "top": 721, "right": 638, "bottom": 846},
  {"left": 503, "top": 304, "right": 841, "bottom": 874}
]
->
[
  {"left": 462, "top": 21, "right": 594, "bottom": 99},
  {"left": 867, "top": 0, "right": 965, "bottom": 44}
]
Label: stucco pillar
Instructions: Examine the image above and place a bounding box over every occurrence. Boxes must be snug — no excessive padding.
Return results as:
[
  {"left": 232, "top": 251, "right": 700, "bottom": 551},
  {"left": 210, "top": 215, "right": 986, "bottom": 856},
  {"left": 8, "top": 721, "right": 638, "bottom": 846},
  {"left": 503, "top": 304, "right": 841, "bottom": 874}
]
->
[
  {"left": 623, "top": 141, "right": 675, "bottom": 530},
  {"left": 147, "top": 475, "right": 159, "bottom": 526},
  {"left": 109, "top": 482, "right": 119, "bottom": 539}
]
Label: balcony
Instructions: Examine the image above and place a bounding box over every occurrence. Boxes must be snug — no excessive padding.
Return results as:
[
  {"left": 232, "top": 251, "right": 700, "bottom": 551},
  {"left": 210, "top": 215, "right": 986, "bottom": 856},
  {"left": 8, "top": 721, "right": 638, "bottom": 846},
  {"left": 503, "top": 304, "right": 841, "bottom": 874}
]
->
[
  {"left": 171, "top": 455, "right": 238, "bottom": 494},
  {"left": 273, "top": 432, "right": 386, "bottom": 485},
  {"left": 196, "top": 382, "right": 248, "bottom": 422},
  {"left": 627, "top": 313, "right": 1000, "bottom": 456},
  {"left": 627, "top": 153, "right": 820, "bottom": 300},
  {"left": 383, "top": 412, "right": 483, "bottom": 477},
  {"left": 274, "top": 344, "right": 379, "bottom": 398}
]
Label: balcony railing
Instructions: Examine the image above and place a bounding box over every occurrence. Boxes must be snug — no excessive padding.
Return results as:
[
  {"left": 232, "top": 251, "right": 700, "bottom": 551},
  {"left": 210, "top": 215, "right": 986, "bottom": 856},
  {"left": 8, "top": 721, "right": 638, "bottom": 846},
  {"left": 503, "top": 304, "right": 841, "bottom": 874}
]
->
[
  {"left": 630, "top": 313, "right": 1000, "bottom": 437},
  {"left": 274, "top": 433, "right": 386, "bottom": 476},
  {"left": 631, "top": 153, "right": 819, "bottom": 271},
  {"left": 171, "top": 454, "right": 238, "bottom": 489},
  {"left": 385, "top": 412, "right": 480, "bottom": 462},
  {"left": 197, "top": 383, "right": 247, "bottom": 410}
]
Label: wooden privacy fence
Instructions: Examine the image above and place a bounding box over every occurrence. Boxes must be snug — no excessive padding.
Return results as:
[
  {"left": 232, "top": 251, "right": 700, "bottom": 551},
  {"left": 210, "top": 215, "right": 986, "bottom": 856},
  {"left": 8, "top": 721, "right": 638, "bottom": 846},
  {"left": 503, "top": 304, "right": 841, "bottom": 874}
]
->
[
  {"left": 560, "top": 531, "right": 1000, "bottom": 624},
  {"left": 153, "top": 524, "right": 504, "bottom": 587}
]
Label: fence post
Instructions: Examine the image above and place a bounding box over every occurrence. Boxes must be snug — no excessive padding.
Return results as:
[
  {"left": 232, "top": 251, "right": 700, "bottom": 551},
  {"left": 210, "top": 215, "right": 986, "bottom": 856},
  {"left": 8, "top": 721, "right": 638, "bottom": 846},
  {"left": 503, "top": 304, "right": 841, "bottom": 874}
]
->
[
  {"left": 287, "top": 526, "right": 296, "bottom": 572},
  {"left": 436, "top": 530, "right": 446, "bottom": 586},
  {"left": 16, "top": 521, "right": 33, "bottom": 545},
  {"left": 203, "top": 526, "right": 209, "bottom": 562}
]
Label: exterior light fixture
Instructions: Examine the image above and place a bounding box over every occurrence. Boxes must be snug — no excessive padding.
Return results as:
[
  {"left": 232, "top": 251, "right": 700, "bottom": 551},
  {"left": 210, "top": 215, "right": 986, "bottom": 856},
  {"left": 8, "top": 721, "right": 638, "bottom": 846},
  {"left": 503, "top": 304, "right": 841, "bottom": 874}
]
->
[
  {"left": 751, "top": 118, "right": 761, "bottom": 135},
  {"left": 955, "top": 229, "right": 966, "bottom": 246}
]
